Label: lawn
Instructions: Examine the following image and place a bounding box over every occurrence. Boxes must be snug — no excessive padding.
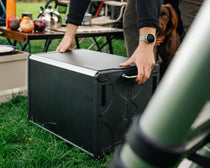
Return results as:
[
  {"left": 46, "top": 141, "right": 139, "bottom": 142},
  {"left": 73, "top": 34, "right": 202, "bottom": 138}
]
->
[
  {"left": 0, "top": 2, "right": 127, "bottom": 167},
  {"left": 0, "top": 95, "right": 111, "bottom": 167}
]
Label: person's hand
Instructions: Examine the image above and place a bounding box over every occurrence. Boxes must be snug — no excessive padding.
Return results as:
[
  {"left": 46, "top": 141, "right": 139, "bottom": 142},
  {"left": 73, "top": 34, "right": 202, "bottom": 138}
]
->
[
  {"left": 120, "top": 41, "right": 155, "bottom": 85},
  {"left": 120, "top": 27, "right": 156, "bottom": 85},
  {"left": 56, "top": 24, "right": 78, "bottom": 52}
]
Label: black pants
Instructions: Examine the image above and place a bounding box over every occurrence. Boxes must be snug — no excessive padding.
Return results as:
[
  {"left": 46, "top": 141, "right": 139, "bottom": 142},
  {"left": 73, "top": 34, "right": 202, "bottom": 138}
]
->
[{"left": 123, "top": 0, "right": 185, "bottom": 57}]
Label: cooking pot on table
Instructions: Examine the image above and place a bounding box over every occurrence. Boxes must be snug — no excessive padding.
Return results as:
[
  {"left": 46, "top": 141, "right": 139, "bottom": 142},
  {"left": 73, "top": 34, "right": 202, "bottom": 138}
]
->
[{"left": 38, "top": 4, "right": 62, "bottom": 28}]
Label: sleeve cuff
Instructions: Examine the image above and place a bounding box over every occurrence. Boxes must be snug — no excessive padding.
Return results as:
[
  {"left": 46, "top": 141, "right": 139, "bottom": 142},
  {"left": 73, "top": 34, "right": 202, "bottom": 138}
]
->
[
  {"left": 66, "top": 14, "right": 84, "bottom": 26},
  {"left": 137, "top": 18, "right": 159, "bottom": 29}
]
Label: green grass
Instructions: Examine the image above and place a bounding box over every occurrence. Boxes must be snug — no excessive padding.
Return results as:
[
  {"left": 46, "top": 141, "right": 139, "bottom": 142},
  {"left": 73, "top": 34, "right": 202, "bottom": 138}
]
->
[
  {"left": 0, "top": 95, "right": 112, "bottom": 167},
  {"left": 0, "top": 2, "right": 127, "bottom": 167}
]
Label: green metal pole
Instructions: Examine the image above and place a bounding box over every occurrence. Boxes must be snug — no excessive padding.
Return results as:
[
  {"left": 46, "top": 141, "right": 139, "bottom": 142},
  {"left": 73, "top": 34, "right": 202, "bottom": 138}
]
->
[
  {"left": 111, "top": 0, "right": 210, "bottom": 167},
  {"left": 189, "top": 143, "right": 210, "bottom": 168},
  {"left": 140, "top": 0, "right": 210, "bottom": 146}
]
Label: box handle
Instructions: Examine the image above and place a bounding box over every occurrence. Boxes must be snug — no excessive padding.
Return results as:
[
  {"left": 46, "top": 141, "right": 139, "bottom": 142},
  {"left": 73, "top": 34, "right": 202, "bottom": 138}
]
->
[{"left": 122, "top": 74, "right": 137, "bottom": 79}]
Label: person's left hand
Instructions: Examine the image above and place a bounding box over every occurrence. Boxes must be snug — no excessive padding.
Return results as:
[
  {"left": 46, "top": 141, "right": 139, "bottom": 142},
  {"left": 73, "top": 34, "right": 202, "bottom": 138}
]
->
[
  {"left": 56, "top": 24, "right": 78, "bottom": 52},
  {"left": 119, "top": 42, "right": 155, "bottom": 85}
]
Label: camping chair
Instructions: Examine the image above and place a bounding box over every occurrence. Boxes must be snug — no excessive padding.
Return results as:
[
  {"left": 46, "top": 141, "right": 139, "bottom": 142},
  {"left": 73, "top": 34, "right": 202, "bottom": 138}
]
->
[
  {"left": 84, "top": 0, "right": 127, "bottom": 52},
  {"left": 91, "top": 0, "right": 127, "bottom": 27},
  {"left": 45, "top": 0, "right": 69, "bottom": 15}
]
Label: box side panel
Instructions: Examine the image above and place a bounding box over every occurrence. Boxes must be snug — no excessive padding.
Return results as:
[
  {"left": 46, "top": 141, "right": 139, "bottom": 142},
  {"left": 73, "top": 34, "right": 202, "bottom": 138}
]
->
[
  {"left": 95, "top": 66, "right": 159, "bottom": 157},
  {"left": 0, "top": 60, "right": 26, "bottom": 90},
  {"left": 28, "top": 59, "right": 95, "bottom": 154},
  {"left": 0, "top": 52, "right": 28, "bottom": 91}
]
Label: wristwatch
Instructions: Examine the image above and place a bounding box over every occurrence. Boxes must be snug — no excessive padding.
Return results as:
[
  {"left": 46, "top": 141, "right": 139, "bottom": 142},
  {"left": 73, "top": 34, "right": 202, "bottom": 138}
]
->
[{"left": 139, "top": 34, "right": 156, "bottom": 43}]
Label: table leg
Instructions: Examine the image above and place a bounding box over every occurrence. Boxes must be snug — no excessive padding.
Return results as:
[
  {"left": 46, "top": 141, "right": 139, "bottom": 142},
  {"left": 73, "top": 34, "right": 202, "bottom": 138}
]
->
[
  {"left": 19, "top": 41, "right": 30, "bottom": 54},
  {"left": 44, "top": 39, "right": 52, "bottom": 52},
  {"left": 6, "top": 38, "right": 13, "bottom": 45},
  {"left": 106, "top": 36, "right": 113, "bottom": 54},
  {"left": 6, "top": 38, "right": 29, "bottom": 53},
  {"left": 21, "top": 43, "right": 28, "bottom": 51},
  {"left": 13, "top": 40, "right": 17, "bottom": 46},
  {"left": 96, "top": 36, "right": 114, "bottom": 54},
  {"left": 6, "top": 39, "right": 18, "bottom": 48},
  {"left": 93, "top": 37, "right": 101, "bottom": 52},
  {"left": 18, "top": 42, "right": 24, "bottom": 49},
  {"left": 75, "top": 37, "right": 80, "bottom": 49},
  {"left": 28, "top": 40, "right": 31, "bottom": 54}
]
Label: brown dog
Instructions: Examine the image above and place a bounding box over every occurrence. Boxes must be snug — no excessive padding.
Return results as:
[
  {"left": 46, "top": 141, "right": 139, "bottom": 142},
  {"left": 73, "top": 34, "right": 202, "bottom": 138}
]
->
[{"left": 156, "top": 3, "right": 180, "bottom": 79}]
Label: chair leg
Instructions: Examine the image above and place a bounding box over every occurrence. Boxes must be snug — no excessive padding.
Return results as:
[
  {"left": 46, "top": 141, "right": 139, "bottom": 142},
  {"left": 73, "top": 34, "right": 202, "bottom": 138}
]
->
[{"left": 87, "top": 37, "right": 101, "bottom": 50}]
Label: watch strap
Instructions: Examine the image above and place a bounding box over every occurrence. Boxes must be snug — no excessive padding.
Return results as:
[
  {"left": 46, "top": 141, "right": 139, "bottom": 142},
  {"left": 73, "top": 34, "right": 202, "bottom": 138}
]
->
[
  {"left": 139, "top": 34, "right": 156, "bottom": 43},
  {"left": 139, "top": 35, "right": 147, "bottom": 42}
]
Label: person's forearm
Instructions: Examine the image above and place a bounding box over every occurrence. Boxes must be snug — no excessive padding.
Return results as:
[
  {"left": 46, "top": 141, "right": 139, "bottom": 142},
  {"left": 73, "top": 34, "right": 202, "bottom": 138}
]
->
[
  {"left": 65, "top": 23, "right": 78, "bottom": 37},
  {"left": 136, "top": 0, "right": 161, "bottom": 29},
  {"left": 139, "top": 27, "right": 156, "bottom": 35},
  {"left": 56, "top": 23, "right": 78, "bottom": 52},
  {"left": 56, "top": 1, "right": 90, "bottom": 52},
  {"left": 66, "top": 0, "right": 91, "bottom": 26}
]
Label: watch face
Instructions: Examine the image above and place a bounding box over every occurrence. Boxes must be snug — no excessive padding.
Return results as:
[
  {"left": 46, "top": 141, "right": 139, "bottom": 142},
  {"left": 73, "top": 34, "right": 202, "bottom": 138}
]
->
[{"left": 147, "top": 34, "right": 155, "bottom": 43}]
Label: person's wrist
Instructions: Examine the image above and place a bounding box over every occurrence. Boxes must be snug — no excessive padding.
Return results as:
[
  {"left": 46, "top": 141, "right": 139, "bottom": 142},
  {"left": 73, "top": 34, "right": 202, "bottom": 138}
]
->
[
  {"left": 66, "top": 23, "right": 78, "bottom": 36},
  {"left": 139, "top": 34, "right": 156, "bottom": 44},
  {"left": 138, "top": 40, "right": 155, "bottom": 48},
  {"left": 139, "top": 27, "right": 156, "bottom": 45}
]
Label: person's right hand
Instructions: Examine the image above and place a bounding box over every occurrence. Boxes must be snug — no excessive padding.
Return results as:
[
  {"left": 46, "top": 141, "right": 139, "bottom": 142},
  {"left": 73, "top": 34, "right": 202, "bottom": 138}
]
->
[
  {"left": 120, "top": 41, "right": 155, "bottom": 85},
  {"left": 56, "top": 24, "right": 78, "bottom": 53},
  {"left": 120, "top": 27, "right": 156, "bottom": 85}
]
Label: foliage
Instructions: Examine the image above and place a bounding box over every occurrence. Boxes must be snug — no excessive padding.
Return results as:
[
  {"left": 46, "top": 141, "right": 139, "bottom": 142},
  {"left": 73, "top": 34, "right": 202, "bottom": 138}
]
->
[{"left": 0, "top": 95, "right": 112, "bottom": 167}]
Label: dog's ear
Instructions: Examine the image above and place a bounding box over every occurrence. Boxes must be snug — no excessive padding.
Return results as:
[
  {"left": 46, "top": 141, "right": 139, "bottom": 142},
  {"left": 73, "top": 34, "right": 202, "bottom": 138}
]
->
[{"left": 166, "top": 3, "right": 178, "bottom": 34}]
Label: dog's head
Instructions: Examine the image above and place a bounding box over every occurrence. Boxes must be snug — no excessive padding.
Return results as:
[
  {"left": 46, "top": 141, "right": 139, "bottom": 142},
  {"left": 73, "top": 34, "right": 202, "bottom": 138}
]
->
[{"left": 158, "top": 4, "right": 178, "bottom": 36}]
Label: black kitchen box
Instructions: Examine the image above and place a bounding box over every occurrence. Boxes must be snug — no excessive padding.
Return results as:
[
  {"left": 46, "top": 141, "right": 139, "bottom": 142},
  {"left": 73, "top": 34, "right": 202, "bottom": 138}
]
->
[{"left": 28, "top": 49, "right": 159, "bottom": 158}]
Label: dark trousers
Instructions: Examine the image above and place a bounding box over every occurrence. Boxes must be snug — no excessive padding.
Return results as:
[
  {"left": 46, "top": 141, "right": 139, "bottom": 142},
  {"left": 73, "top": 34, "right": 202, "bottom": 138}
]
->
[
  {"left": 123, "top": 0, "right": 184, "bottom": 57},
  {"left": 123, "top": 0, "right": 139, "bottom": 57}
]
